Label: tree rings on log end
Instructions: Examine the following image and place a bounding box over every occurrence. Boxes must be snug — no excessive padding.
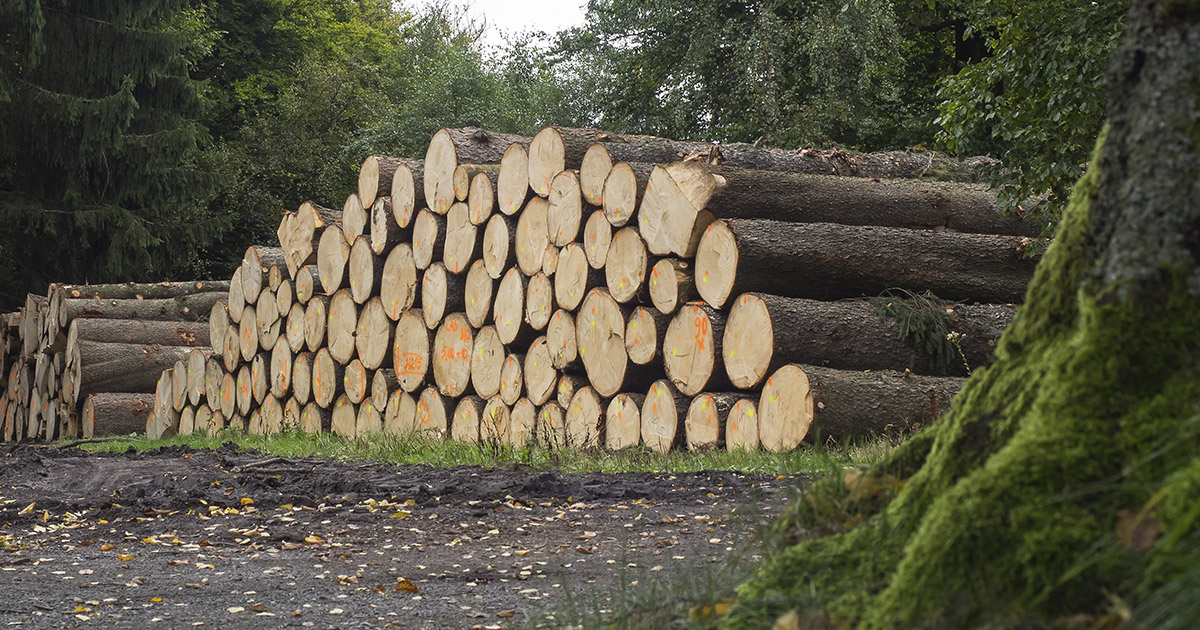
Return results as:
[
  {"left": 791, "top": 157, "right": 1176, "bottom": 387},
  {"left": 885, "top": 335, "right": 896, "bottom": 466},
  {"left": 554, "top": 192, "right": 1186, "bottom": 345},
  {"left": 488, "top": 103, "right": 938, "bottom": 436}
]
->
[
  {"left": 605, "top": 393, "right": 643, "bottom": 451},
  {"left": 694, "top": 220, "right": 739, "bottom": 308},
  {"left": 758, "top": 365, "right": 812, "bottom": 452}
]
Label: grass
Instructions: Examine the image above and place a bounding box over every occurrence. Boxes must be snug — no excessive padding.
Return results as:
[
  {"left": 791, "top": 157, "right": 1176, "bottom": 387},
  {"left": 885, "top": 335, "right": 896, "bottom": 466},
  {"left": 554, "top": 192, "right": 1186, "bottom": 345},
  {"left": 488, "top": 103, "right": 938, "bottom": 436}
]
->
[{"left": 72, "top": 428, "right": 897, "bottom": 475}]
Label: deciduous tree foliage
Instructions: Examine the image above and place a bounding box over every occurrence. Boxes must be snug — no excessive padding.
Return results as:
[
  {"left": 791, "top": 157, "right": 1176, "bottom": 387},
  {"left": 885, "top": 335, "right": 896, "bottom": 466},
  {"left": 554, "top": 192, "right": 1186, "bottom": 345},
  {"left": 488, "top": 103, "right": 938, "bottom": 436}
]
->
[{"left": 721, "top": 0, "right": 1200, "bottom": 627}]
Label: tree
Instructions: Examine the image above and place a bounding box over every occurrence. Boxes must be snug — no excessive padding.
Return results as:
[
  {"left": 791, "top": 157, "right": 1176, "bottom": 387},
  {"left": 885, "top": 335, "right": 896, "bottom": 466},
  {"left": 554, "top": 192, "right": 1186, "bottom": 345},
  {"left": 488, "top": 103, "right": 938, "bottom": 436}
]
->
[
  {"left": 721, "top": 0, "right": 1200, "bottom": 627},
  {"left": 0, "top": 0, "right": 224, "bottom": 307}
]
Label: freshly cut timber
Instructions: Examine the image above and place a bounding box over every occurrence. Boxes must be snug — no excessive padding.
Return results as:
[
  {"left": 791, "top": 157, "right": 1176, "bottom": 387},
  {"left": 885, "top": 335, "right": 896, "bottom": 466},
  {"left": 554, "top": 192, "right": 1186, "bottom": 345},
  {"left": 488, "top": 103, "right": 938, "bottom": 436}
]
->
[
  {"left": 285, "top": 302, "right": 306, "bottom": 352},
  {"left": 381, "top": 244, "right": 420, "bottom": 320},
  {"left": 641, "top": 380, "right": 686, "bottom": 454},
  {"left": 317, "top": 225, "right": 350, "bottom": 295},
  {"left": 547, "top": 171, "right": 583, "bottom": 246},
  {"left": 303, "top": 296, "right": 328, "bottom": 352},
  {"left": 451, "top": 395, "right": 484, "bottom": 443},
  {"left": 83, "top": 393, "right": 154, "bottom": 437},
  {"left": 209, "top": 300, "right": 229, "bottom": 349},
  {"left": 369, "top": 197, "right": 404, "bottom": 254},
  {"left": 509, "top": 397, "right": 536, "bottom": 445},
  {"left": 541, "top": 244, "right": 559, "bottom": 277},
  {"left": 241, "top": 245, "right": 286, "bottom": 305},
  {"left": 467, "top": 169, "right": 497, "bottom": 225},
  {"left": 499, "top": 353, "right": 523, "bottom": 406},
  {"left": 250, "top": 353, "right": 268, "bottom": 405},
  {"left": 523, "top": 337, "right": 557, "bottom": 406},
  {"left": 355, "top": 297, "right": 393, "bottom": 370},
  {"left": 480, "top": 396, "right": 510, "bottom": 444},
  {"left": 186, "top": 347, "right": 209, "bottom": 405},
  {"left": 442, "top": 202, "right": 481, "bottom": 274},
  {"left": 56, "top": 280, "right": 232, "bottom": 302},
  {"left": 67, "top": 319, "right": 208, "bottom": 356},
  {"left": 662, "top": 303, "right": 728, "bottom": 396},
  {"left": 60, "top": 293, "right": 223, "bottom": 325},
  {"left": 292, "top": 351, "right": 313, "bottom": 405},
  {"left": 358, "top": 155, "right": 416, "bottom": 210},
  {"left": 227, "top": 270, "right": 245, "bottom": 325},
  {"left": 348, "top": 236, "right": 384, "bottom": 304},
  {"left": 330, "top": 394, "right": 357, "bottom": 438},
  {"left": 432, "top": 313, "right": 474, "bottom": 397},
  {"left": 515, "top": 197, "right": 550, "bottom": 275},
  {"left": 326, "top": 289, "right": 358, "bottom": 364},
  {"left": 393, "top": 309, "right": 430, "bottom": 392},
  {"left": 276, "top": 278, "right": 293, "bottom": 316},
  {"left": 295, "top": 266, "right": 320, "bottom": 304},
  {"left": 648, "top": 259, "right": 694, "bottom": 315},
  {"left": 300, "top": 402, "right": 330, "bottom": 433},
  {"left": 725, "top": 399, "right": 759, "bottom": 451},
  {"left": 497, "top": 142, "right": 533, "bottom": 216},
  {"left": 218, "top": 371, "right": 236, "bottom": 419},
  {"left": 220, "top": 325, "right": 239, "bottom": 371},
  {"left": 416, "top": 386, "right": 451, "bottom": 433},
  {"left": 525, "top": 272, "right": 553, "bottom": 330},
  {"left": 494, "top": 269, "right": 533, "bottom": 346},
  {"left": 694, "top": 219, "right": 1038, "bottom": 307},
  {"left": 583, "top": 209, "right": 612, "bottom": 269},
  {"left": 638, "top": 162, "right": 719, "bottom": 256},
  {"left": 625, "top": 306, "right": 669, "bottom": 366},
  {"left": 482, "top": 213, "right": 517, "bottom": 279},
  {"left": 312, "top": 348, "right": 344, "bottom": 408},
  {"left": 723, "top": 294, "right": 1012, "bottom": 385},
  {"left": 564, "top": 386, "right": 603, "bottom": 448},
  {"left": 71, "top": 341, "right": 196, "bottom": 403},
  {"left": 421, "top": 262, "right": 466, "bottom": 330},
  {"left": 604, "top": 227, "right": 649, "bottom": 303},
  {"left": 528, "top": 127, "right": 572, "bottom": 197},
  {"left": 389, "top": 159, "right": 425, "bottom": 229},
  {"left": 464, "top": 260, "right": 494, "bottom": 328},
  {"left": 426, "top": 128, "right": 530, "bottom": 215},
  {"left": 576, "top": 289, "right": 630, "bottom": 398},
  {"left": 204, "top": 358, "right": 224, "bottom": 409},
  {"left": 685, "top": 393, "right": 747, "bottom": 451},
  {"left": 171, "top": 359, "right": 188, "bottom": 411},
  {"left": 554, "top": 243, "right": 601, "bottom": 311},
  {"left": 344, "top": 358, "right": 370, "bottom": 404},
  {"left": 538, "top": 401, "right": 566, "bottom": 447},
  {"left": 546, "top": 309, "right": 577, "bottom": 370},
  {"left": 602, "top": 162, "right": 651, "bottom": 228},
  {"left": 469, "top": 326, "right": 504, "bottom": 399},
  {"left": 286, "top": 201, "right": 341, "bottom": 275},
  {"left": 412, "top": 208, "right": 447, "bottom": 270},
  {"left": 579, "top": 143, "right": 612, "bottom": 207},
  {"left": 255, "top": 288, "right": 281, "bottom": 351},
  {"left": 556, "top": 374, "right": 586, "bottom": 409},
  {"left": 238, "top": 305, "right": 259, "bottom": 361},
  {"left": 384, "top": 389, "right": 417, "bottom": 435},
  {"left": 605, "top": 393, "right": 643, "bottom": 450},
  {"left": 452, "top": 164, "right": 497, "bottom": 202},
  {"left": 148, "top": 370, "right": 178, "bottom": 439}
]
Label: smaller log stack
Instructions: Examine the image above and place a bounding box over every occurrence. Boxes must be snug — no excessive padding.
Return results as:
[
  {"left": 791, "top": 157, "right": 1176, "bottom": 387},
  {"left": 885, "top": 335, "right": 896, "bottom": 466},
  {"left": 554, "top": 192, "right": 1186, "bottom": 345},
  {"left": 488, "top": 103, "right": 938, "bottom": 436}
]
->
[
  {"left": 169, "top": 124, "right": 1035, "bottom": 453},
  {"left": 0, "top": 281, "right": 225, "bottom": 441}
]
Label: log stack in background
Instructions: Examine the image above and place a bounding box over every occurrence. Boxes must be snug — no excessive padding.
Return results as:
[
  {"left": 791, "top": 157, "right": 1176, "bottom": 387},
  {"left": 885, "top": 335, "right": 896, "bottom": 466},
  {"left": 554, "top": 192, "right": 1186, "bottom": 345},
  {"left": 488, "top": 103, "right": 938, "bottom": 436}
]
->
[
  {"left": 143, "top": 125, "right": 1034, "bottom": 453},
  {"left": 0, "top": 281, "right": 227, "bottom": 440}
]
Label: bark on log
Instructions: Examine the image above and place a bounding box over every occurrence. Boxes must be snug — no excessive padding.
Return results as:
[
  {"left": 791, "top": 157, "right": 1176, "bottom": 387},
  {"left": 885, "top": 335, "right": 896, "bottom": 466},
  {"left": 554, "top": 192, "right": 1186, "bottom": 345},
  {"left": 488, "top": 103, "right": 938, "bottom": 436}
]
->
[
  {"left": 67, "top": 319, "right": 208, "bottom": 359},
  {"left": 74, "top": 342, "right": 195, "bottom": 400},
  {"left": 62, "top": 293, "right": 223, "bottom": 324},
  {"left": 58, "top": 281, "right": 232, "bottom": 302},
  {"left": 695, "top": 219, "right": 1038, "bottom": 306},
  {"left": 83, "top": 393, "right": 154, "bottom": 437}
]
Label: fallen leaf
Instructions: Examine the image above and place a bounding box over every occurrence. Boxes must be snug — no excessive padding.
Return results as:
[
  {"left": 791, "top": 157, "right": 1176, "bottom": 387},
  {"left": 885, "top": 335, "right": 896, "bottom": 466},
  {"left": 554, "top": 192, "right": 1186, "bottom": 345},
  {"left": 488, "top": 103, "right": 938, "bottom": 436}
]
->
[
  {"left": 150, "top": 597, "right": 162, "bottom": 603},
  {"left": 574, "top": 545, "right": 593, "bottom": 554},
  {"left": 395, "top": 577, "right": 419, "bottom": 593},
  {"left": 496, "top": 610, "right": 515, "bottom": 618},
  {"left": 18, "top": 503, "right": 34, "bottom": 515},
  {"left": 99, "top": 544, "right": 115, "bottom": 551},
  {"left": 240, "top": 497, "right": 254, "bottom": 506},
  {"left": 249, "top": 603, "right": 267, "bottom": 612},
  {"left": 304, "top": 535, "right": 324, "bottom": 544},
  {"left": 227, "top": 607, "right": 245, "bottom": 614},
  {"left": 118, "top": 554, "right": 135, "bottom": 562}
]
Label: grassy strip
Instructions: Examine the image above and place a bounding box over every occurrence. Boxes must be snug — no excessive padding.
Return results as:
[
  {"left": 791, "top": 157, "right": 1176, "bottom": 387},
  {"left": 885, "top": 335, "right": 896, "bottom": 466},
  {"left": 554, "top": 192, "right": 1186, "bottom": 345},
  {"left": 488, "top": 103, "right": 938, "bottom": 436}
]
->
[{"left": 72, "top": 429, "right": 897, "bottom": 475}]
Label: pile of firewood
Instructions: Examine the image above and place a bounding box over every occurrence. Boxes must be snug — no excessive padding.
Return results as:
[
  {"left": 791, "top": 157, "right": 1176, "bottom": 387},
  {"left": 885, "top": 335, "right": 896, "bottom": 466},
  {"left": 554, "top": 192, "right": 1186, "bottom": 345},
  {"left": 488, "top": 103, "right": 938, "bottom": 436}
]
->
[
  {"left": 150, "top": 126, "right": 1038, "bottom": 451},
  {"left": 0, "top": 282, "right": 226, "bottom": 440}
]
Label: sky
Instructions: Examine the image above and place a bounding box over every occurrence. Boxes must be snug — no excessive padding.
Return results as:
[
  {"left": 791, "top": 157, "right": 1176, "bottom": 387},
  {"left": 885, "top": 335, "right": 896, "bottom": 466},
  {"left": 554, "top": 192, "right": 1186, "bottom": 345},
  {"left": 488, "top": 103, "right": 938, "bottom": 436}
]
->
[{"left": 409, "top": 0, "right": 589, "bottom": 48}]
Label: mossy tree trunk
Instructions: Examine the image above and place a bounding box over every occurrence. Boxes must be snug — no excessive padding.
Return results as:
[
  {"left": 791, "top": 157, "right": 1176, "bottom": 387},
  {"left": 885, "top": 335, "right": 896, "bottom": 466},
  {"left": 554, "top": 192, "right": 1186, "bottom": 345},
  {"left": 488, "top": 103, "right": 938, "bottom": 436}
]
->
[{"left": 725, "top": 2, "right": 1200, "bottom": 628}]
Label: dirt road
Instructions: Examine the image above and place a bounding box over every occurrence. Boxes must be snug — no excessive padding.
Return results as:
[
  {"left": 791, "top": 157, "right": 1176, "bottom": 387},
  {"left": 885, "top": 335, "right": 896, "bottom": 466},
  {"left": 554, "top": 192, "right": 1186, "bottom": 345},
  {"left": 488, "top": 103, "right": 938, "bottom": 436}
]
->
[{"left": 0, "top": 444, "right": 795, "bottom": 629}]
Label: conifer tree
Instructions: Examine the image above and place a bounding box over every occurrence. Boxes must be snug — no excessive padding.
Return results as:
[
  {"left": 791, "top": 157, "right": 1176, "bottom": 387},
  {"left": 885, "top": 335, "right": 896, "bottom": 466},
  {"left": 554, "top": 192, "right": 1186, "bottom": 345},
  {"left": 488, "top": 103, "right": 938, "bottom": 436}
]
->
[{"left": 0, "top": 0, "right": 225, "bottom": 307}]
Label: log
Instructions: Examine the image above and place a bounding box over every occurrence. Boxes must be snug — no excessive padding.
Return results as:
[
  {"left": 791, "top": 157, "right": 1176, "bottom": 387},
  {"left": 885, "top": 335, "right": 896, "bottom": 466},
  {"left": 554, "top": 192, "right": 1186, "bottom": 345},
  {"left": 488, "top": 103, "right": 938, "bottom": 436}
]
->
[
  {"left": 149, "top": 370, "right": 178, "bottom": 439},
  {"left": 601, "top": 162, "right": 652, "bottom": 228},
  {"left": 381, "top": 244, "right": 420, "bottom": 321},
  {"left": 358, "top": 155, "right": 410, "bottom": 210},
  {"left": 250, "top": 353, "right": 268, "bottom": 405},
  {"left": 432, "top": 313, "right": 474, "bottom": 397},
  {"left": 294, "top": 265, "right": 320, "bottom": 304},
  {"left": 357, "top": 398, "right": 383, "bottom": 437},
  {"left": 638, "top": 162, "right": 719, "bottom": 256},
  {"left": 685, "top": 393, "right": 748, "bottom": 451},
  {"left": 662, "top": 302, "right": 729, "bottom": 396},
  {"left": 464, "top": 260, "right": 494, "bottom": 328},
  {"left": 495, "top": 268, "right": 534, "bottom": 346},
  {"left": 527, "top": 126, "right": 610, "bottom": 197},
  {"left": 72, "top": 342, "right": 196, "bottom": 402},
  {"left": 303, "top": 295, "right": 328, "bottom": 352},
  {"left": 235, "top": 364, "right": 252, "bottom": 416},
  {"left": 579, "top": 143, "right": 613, "bottom": 207},
  {"left": 204, "top": 357, "right": 224, "bottom": 410},
  {"left": 443, "top": 202, "right": 481, "bottom": 274},
  {"left": 371, "top": 369, "right": 398, "bottom": 412},
  {"left": 641, "top": 380, "right": 687, "bottom": 453},
  {"left": 317, "top": 225, "right": 350, "bottom": 295},
  {"left": 348, "top": 236, "right": 384, "bottom": 304},
  {"left": 171, "top": 359, "right": 188, "bottom": 411},
  {"left": 625, "top": 306, "right": 669, "bottom": 366},
  {"left": 515, "top": 197, "right": 550, "bottom": 275},
  {"left": 369, "top": 197, "right": 405, "bottom": 255},
  {"left": 451, "top": 395, "right": 484, "bottom": 444},
  {"left": 556, "top": 373, "right": 586, "bottom": 409},
  {"left": 330, "top": 394, "right": 357, "bottom": 438},
  {"left": 241, "top": 245, "right": 286, "bottom": 306},
  {"left": 384, "top": 388, "right": 418, "bottom": 436},
  {"left": 177, "top": 405, "right": 195, "bottom": 436},
  {"left": 269, "top": 336, "right": 292, "bottom": 399},
  {"left": 186, "top": 347, "right": 209, "bottom": 406},
  {"left": 426, "top": 128, "right": 531, "bottom": 215},
  {"left": 344, "top": 358, "right": 370, "bottom": 404},
  {"left": 523, "top": 336, "right": 557, "bottom": 406},
  {"left": 537, "top": 401, "right": 566, "bottom": 448},
  {"left": 283, "top": 397, "right": 301, "bottom": 432},
  {"left": 276, "top": 278, "right": 293, "bottom": 317},
  {"left": 452, "top": 163, "right": 495, "bottom": 202},
  {"left": 583, "top": 209, "right": 612, "bottom": 269},
  {"left": 525, "top": 272, "right": 554, "bottom": 331},
  {"left": 604, "top": 227, "right": 649, "bottom": 303},
  {"left": 356, "top": 297, "right": 393, "bottom": 370},
  {"left": 221, "top": 325, "right": 239, "bottom": 372},
  {"left": 564, "top": 386, "right": 603, "bottom": 448},
  {"left": 285, "top": 302, "right": 306, "bottom": 353},
  {"left": 300, "top": 402, "right": 330, "bottom": 434},
  {"left": 649, "top": 259, "right": 694, "bottom": 315},
  {"left": 554, "top": 243, "right": 602, "bottom": 312},
  {"left": 482, "top": 213, "right": 517, "bottom": 280},
  {"left": 547, "top": 170, "right": 584, "bottom": 247},
  {"left": 412, "top": 208, "right": 447, "bottom": 270},
  {"left": 605, "top": 393, "right": 644, "bottom": 450},
  {"left": 499, "top": 353, "right": 523, "bottom": 406},
  {"left": 62, "top": 293, "right": 223, "bottom": 324},
  {"left": 421, "top": 262, "right": 466, "bottom": 330},
  {"left": 268, "top": 264, "right": 284, "bottom": 292},
  {"left": 695, "top": 219, "right": 1038, "bottom": 307},
  {"left": 416, "top": 386, "right": 451, "bottom": 434},
  {"left": 67, "top": 319, "right": 208, "bottom": 359},
  {"left": 467, "top": 169, "right": 498, "bottom": 226},
  {"left": 546, "top": 309, "right": 578, "bottom": 370},
  {"left": 542, "top": 243, "right": 560, "bottom": 277},
  {"left": 218, "top": 370, "right": 236, "bottom": 419},
  {"left": 509, "top": 397, "right": 536, "bottom": 445},
  {"left": 83, "top": 393, "right": 154, "bottom": 437},
  {"left": 286, "top": 201, "right": 341, "bottom": 276},
  {"left": 58, "top": 280, "right": 232, "bottom": 303},
  {"left": 576, "top": 288, "right": 630, "bottom": 398},
  {"left": 342, "top": 193, "right": 368, "bottom": 245},
  {"left": 497, "top": 142, "right": 533, "bottom": 217},
  {"left": 292, "top": 351, "right": 313, "bottom": 406},
  {"left": 326, "top": 289, "right": 358, "bottom": 364},
  {"left": 480, "top": 396, "right": 510, "bottom": 444},
  {"left": 196, "top": 404, "right": 219, "bottom": 437},
  {"left": 393, "top": 309, "right": 430, "bottom": 393},
  {"left": 726, "top": 398, "right": 759, "bottom": 451},
  {"left": 255, "top": 287, "right": 281, "bottom": 352},
  {"left": 470, "top": 325, "right": 504, "bottom": 399},
  {"left": 312, "top": 347, "right": 344, "bottom": 408},
  {"left": 389, "top": 159, "right": 426, "bottom": 229}
]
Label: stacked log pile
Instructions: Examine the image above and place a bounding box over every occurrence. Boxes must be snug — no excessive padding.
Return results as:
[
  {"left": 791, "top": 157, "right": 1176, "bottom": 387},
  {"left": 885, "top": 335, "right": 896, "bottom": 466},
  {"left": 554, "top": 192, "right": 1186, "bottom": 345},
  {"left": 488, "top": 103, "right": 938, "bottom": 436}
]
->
[
  {"left": 154, "top": 125, "right": 1037, "bottom": 452},
  {"left": 0, "top": 282, "right": 226, "bottom": 440}
]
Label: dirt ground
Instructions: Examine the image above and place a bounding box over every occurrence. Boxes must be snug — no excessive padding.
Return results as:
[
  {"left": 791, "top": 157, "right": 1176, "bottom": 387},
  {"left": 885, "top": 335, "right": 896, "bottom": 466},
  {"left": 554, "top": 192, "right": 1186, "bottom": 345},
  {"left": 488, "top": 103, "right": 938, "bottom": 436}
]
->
[{"left": 0, "top": 444, "right": 798, "bottom": 629}]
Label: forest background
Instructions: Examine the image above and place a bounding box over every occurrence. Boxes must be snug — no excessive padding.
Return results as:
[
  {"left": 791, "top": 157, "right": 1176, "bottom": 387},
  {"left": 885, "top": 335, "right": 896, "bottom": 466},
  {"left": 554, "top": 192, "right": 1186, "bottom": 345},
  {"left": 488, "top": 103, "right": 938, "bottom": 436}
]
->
[{"left": 0, "top": 0, "right": 1128, "bottom": 308}]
